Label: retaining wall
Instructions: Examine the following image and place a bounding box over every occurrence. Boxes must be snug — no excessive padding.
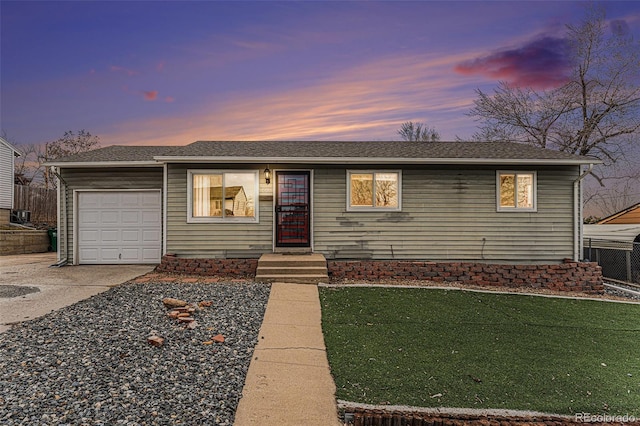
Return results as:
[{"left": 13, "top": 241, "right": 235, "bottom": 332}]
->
[
  {"left": 155, "top": 254, "right": 258, "bottom": 277},
  {"left": 0, "top": 230, "right": 49, "bottom": 255},
  {"left": 344, "top": 406, "right": 630, "bottom": 425},
  {"left": 327, "top": 259, "right": 604, "bottom": 293},
  {"left": 0, "top": 209, "right": 9, "bottom": 225},
  {"left": 156, "top": 254, "right": 603, "bottom": 294}
]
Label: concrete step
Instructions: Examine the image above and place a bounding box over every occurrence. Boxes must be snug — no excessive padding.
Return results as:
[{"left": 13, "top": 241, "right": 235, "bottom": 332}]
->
[
  {"left": 255, "top": 253, "right": 328, "bottom": 284},
  {"left": 254, "top": 274, "right": 329, "bottom": 284},
  {"left": 256, "top": 266, "right": 328, "bottom": 276},
  {"left": 258, "top": 253, "right": 327, "bottom": 268}
]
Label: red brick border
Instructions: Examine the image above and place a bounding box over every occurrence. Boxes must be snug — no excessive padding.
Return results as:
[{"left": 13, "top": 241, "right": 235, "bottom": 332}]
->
[
  {"left": 155, "top": 254, "right": 257, "bottom": 278},
  {"left": 344, "top": 406, "right": 631, "bottom": 425},
  {"left": 327, "top": 259, "right": 604, "bottom": 294},
  {"left": 155, "top": 254, "right": 604, "bottom": 294}
]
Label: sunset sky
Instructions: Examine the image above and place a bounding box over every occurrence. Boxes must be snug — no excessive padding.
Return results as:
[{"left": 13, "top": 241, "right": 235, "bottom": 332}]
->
[{"left": 2, "top": 1, "right": 639, "bottom": 148}]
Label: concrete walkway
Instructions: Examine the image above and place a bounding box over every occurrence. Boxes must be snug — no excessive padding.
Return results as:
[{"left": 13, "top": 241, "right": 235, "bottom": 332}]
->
[
  {"left": 0, "top": 253, "right": 155, "bottom": 333},
  {"left": 234, "top": 282, "right": 341, "bottom": 426}
]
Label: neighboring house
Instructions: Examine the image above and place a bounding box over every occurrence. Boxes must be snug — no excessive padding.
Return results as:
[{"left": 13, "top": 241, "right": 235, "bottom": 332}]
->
[
  {"left": 584, "top": 202, "right": 640, "bottom": 250},
  {"left": 584, "top": 203, "right": 640, "bottom": 283},
  {"left": 0, "top": 137, "right": 21, "bottom": 224},
  {"left": 597, "top": 203, "right": 640, "bottom": 225},
  {"left": 46, "top": 141, "right": 599, "bottom": 266}
]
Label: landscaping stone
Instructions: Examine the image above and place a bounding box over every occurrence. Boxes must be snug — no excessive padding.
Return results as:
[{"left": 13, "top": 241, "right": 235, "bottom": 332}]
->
[
  {"left": 0, "top": 281, "right": 271, "bottom": 425},
  {"left": 147, "top": 335, "right": 164, "bottom": 347},
  {"left": 161, "top": 297, "right": 187, "bottom": 308}
]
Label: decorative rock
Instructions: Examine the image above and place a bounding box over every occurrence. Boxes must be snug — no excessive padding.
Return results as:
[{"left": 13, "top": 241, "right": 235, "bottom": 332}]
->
[
  {"left": 167, "top": 311, "right": 180, "bottom": 319},
  {"left": 162, "top": 298, "right": 188, "bottom": 308},
  {"left": 212, "top": 334, "right": 225, "bottom": 343},
  {"left": 199, "top": 301, "right": 213, "bottom": 308},
  {"left": 185, "top": 320, "right": 198, "bottom": 330},
  {"left": 147, "top": 335, "right": 165, "bottom": 347},
  {"left": 177, "top": 316, "right": 195, "bottom": 323},
  {"left": 0, "top": 281, "right": 271, "bottom": 426}
]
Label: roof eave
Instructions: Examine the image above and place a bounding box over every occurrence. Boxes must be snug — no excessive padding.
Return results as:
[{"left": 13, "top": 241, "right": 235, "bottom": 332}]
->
[
  {"left": 153, "top": 155, "right": 599, "bottom": 166},
  {"left": 46, "top": 161, "right": 163, "bottom": 168}
]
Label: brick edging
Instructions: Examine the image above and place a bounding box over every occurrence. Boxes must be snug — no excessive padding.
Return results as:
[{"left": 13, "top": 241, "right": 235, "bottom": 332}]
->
[
  {"left": 343, "top": 406, "right": 632, "bottom": 425},
  {"left": 155, "top": 255, "right": 603, "bottom": 294},
  {"left": 155, "top": 254, "right": 257, "bottom": 278},
  {"left": 327, "top": 259, "right": 604, "bottom": 294}
]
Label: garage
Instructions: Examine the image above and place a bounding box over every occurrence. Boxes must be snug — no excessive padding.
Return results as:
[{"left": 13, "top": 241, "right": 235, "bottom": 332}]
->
[{"left": 77, "top": 191, "right": 162, "bottom": 264}]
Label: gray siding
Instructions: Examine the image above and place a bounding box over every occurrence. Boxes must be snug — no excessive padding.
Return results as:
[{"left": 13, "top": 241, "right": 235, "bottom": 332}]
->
[
  {"left": 0, "top": 144, "right": 15, "bottom": 210},
  {"left": 60, "top": 167, "right": 163, "bottom": 264},
  {"left": 167, "top": 163, "right": 577, "bottom": 263},
  {"left": 166, "top": 164, "right": 273, "bottom": 258},
  {"left": 312, "top": 165, "right": 577, "bottom": 263}
]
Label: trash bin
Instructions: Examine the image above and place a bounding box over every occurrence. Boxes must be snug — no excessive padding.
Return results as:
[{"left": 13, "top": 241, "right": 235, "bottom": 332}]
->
[{"left": 48, "top": 228, "right": 57, "bottom": 252}]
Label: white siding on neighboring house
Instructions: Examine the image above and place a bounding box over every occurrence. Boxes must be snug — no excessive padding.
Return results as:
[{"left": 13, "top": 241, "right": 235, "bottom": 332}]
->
[
  {"left": 0, "top": 138, "right": 19, "bottom": 210},
  {"left": 583, "top": 224, "right": 640, "bottom": 250}
]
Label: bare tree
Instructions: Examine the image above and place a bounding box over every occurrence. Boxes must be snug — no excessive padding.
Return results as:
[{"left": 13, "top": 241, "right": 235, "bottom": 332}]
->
[
  {"left": 13, "top": 143, "right": 47, "bottom": 186},
  {"left": 45, "top": 130, "right": 100, "bottom": 159},
  {"left": 468, "top": 6, "right": 640, "bottom": 168},
  {"left": 41, "top": 130, "right": 101, "bottom": 188},
  {"left": 398, "top": 121, "right": 441, "bottom": 142}
]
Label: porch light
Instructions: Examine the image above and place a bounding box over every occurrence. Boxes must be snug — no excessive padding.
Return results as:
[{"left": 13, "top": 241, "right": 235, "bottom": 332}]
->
[{"left": 264, "top": 166, "right": 271, "bottom": 184}]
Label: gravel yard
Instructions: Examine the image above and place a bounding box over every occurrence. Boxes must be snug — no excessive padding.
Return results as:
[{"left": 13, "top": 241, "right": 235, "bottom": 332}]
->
[{"left": 0, "top": 281, "right": 270, "bottom": 426}]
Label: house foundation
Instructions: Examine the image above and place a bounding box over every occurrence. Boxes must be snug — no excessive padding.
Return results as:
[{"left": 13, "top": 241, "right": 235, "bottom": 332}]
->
[{"left": 155, "top": 255, "right": 603, "bottom": 294}]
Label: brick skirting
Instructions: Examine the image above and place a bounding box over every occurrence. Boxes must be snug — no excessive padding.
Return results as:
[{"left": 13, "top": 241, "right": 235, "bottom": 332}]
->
[
  {"left": 328, "top": 259, "right": 604, "bottom": 294},
  {"left": 155, "top": 254, "right": 258, "bottom": 278},
  {"left": 155, "top": 255, "right": 603, "bottom": 294}
]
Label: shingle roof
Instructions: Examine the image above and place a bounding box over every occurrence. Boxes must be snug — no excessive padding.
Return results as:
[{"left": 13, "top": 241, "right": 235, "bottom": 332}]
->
[
  {"left": 49, "top": 145, "right": 178, "bottom": 164},
  {"left": 48, "top": 140, "right": 599, "bottom": 166}
]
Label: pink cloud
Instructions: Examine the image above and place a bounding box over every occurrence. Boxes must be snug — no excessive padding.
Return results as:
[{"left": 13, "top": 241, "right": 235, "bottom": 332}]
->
[
  {"left": 143, "top": 90, "right": 158, "bottom": 101},
  {"left": 100, "top": 52, "right": 478, "bottom": 146},
  {"left": 156, "top": 61, "right": 165, "bottom": 72},
  {"left": 164, "top": 96, "right": 175, "bottom": 103},
  {"left": 454, "top": 36, "right": 571, "bottom": 90}
]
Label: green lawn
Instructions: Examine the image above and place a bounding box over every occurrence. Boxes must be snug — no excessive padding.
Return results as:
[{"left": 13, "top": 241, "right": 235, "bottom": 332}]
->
[{"left": 320, "top": 287, "right": 640, "bottom": 416}]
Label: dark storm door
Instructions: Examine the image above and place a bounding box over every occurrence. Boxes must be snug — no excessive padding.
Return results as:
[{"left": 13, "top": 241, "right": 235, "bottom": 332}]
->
[{"left": 275, "top": 171, "right": 310, "bottom": 247}]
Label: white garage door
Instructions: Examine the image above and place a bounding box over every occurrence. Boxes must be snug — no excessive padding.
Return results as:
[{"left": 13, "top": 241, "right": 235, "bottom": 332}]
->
[{"left": 77, "top": 191, "right": 161, "bottom": 264}]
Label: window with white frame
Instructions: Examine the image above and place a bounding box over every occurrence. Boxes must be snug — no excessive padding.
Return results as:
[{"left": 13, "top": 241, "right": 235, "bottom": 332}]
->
[
  {"left": 188, "top": 170, "right": 258, "bottom": 222},
  {"left": 497, "top": 171, "right": 536, "bottom": 211},
  {"left": 347, "top": 170, "right": 401, "bottom": 211}
]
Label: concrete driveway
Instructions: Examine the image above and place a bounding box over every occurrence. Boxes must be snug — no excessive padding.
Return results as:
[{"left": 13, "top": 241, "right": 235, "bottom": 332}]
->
[{"left": 0, "top": 253, "right": 155, "bottom": 333}]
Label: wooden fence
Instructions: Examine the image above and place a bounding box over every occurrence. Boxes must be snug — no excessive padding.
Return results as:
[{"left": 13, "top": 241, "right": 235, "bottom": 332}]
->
[{"left": 13, "top": 185, "right": 57, "bottom": 225}]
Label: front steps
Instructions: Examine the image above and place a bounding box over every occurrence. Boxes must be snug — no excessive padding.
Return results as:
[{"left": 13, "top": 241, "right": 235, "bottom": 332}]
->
[{"left": 255, "top": 253, "right": 329, "bottom": 284}]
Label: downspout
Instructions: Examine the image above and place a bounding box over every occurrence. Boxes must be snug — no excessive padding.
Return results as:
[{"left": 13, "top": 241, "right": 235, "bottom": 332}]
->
[
  {"left": 162, "top": 162, "right": 168, "bottom": 256},
  {"left": 573, "top": 163, "right": 594, "bottom": 261},
  {"left": 50, "top": 166, "right": 68, "bottom": 267}
]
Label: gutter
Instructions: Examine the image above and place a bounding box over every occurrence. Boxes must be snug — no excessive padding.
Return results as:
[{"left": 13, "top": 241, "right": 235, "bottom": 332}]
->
[
  {"left": 44, "top": 161, "right": 162, "bottom": 168},
  {"left": 573, "top": 163, "right": 595, "bottom": 261},
  {"left": 152, "top": 155, "right": 595, "bottom": 166},
  {"left": 50, "top": 167, "right": 69, "bottom": 266}
]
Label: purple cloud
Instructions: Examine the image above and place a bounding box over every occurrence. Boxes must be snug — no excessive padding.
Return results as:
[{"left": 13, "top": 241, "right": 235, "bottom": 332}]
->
[{"left": 455, "top": 36, "right": 572, "bottom": 89}]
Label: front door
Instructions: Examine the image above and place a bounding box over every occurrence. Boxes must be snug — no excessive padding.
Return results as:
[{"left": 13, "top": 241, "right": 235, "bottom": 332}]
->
[{"left": 275, "top": 171, "right": 310, "bottom": 247}]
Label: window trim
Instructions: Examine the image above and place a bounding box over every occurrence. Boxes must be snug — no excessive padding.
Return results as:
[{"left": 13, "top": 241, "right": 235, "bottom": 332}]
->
[
  {"left": 346, "top": 170, "right": 402, "bottom": 212},
  {"left": 187, "top": 169, "right": 259, "bottom": 223},
  {"left": 496, "top": 170, "right": 537, "bottom": 212}
]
